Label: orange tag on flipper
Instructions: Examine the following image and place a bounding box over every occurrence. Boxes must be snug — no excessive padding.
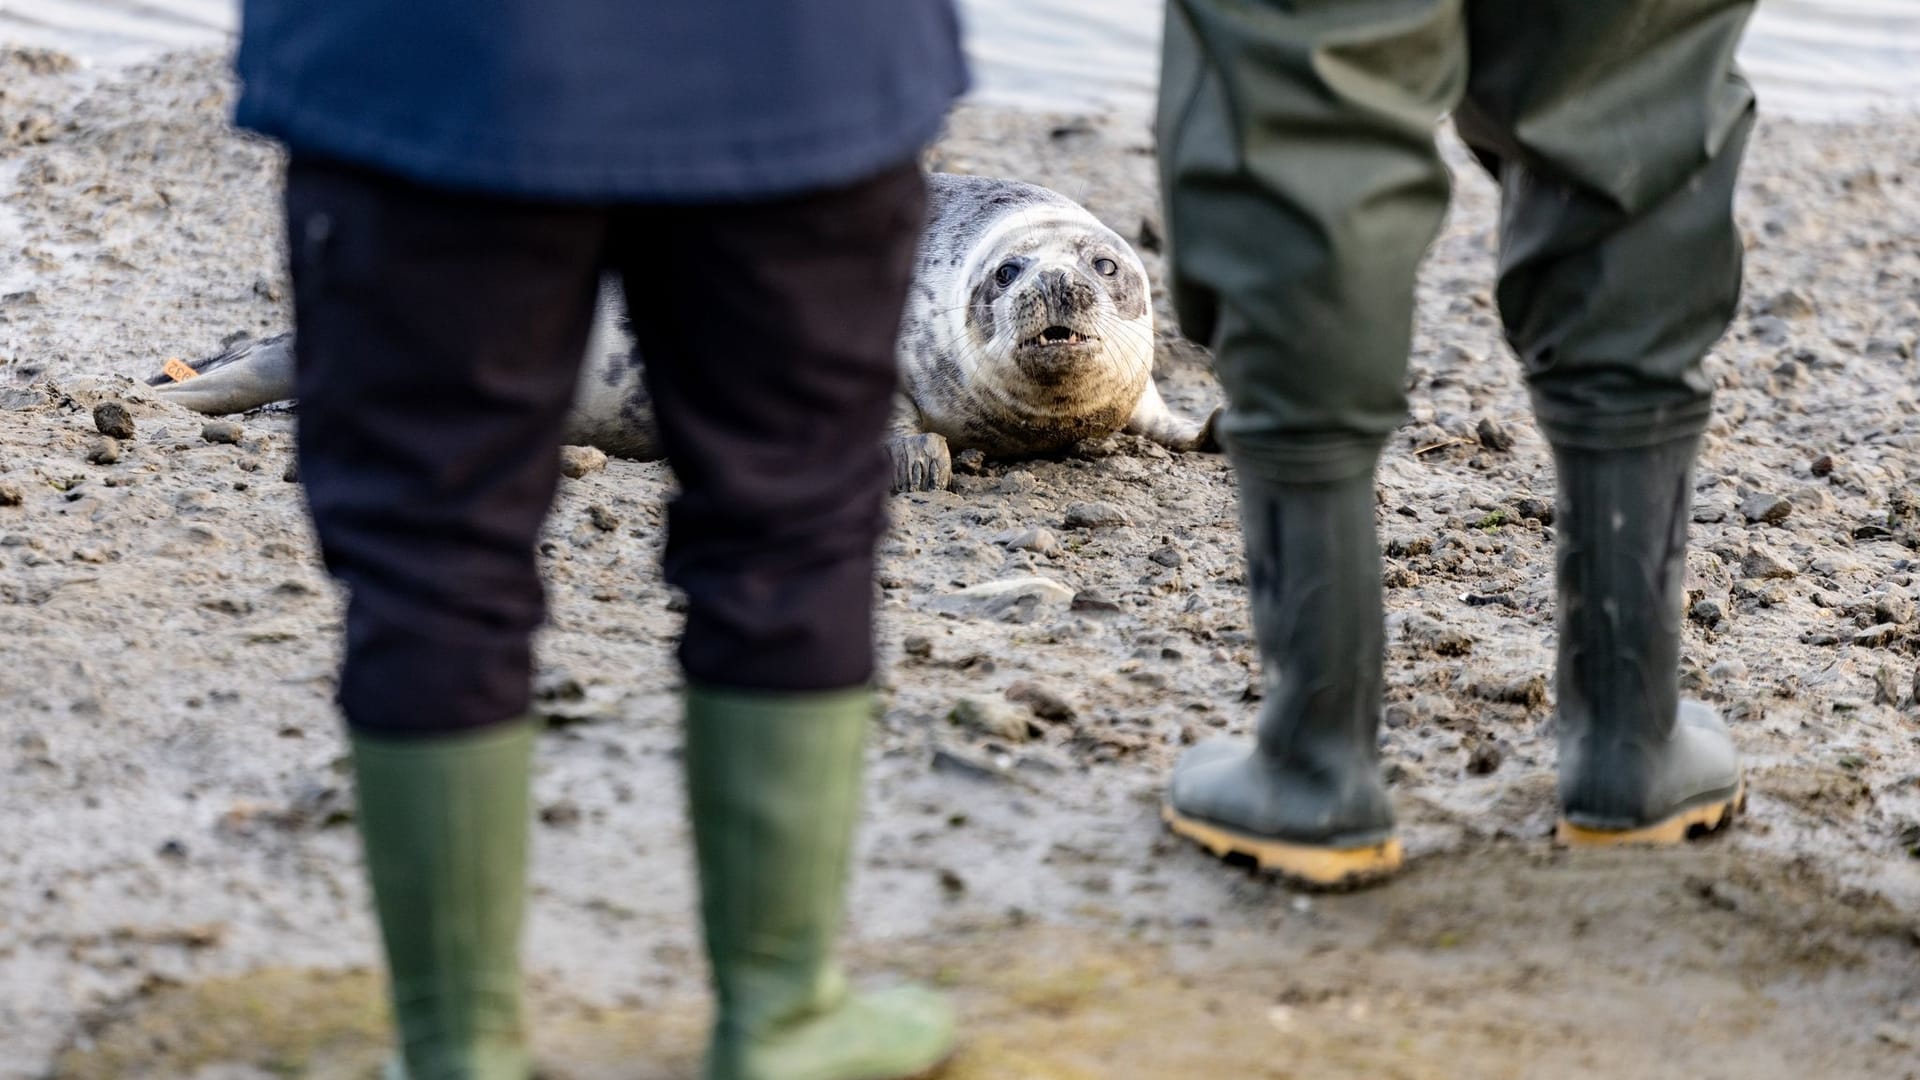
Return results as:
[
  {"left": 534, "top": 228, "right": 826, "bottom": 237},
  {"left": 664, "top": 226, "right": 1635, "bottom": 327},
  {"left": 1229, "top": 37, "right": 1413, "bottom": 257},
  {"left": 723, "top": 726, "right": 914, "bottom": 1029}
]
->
[{"left": 162, "top": 358, "right": 198, "bottom": 382}]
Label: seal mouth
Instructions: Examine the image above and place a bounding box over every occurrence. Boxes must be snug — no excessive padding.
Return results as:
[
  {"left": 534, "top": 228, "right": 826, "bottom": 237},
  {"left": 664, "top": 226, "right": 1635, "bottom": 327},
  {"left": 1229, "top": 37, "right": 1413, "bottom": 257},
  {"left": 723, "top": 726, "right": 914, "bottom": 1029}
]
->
[{"left": 1023, "top": 325, "right": 1096, "bottom": 349}]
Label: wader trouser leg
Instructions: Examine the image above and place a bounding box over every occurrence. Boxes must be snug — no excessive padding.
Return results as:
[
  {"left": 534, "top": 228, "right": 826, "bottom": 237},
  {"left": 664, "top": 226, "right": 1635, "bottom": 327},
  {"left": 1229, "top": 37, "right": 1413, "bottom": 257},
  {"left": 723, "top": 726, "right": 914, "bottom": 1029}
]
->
[
  {"left": 1455, "top": 1, "right": 1757, "bottom": 840},
  {"left": 1159, "top": 0, "right": 1468, "bottom": 482},
  {"left": 1156, "top": 0, "right": 1469, "bottom": 886},
  {"left": 1456, "top": 0, "right": 1758, "bottom": 450}
]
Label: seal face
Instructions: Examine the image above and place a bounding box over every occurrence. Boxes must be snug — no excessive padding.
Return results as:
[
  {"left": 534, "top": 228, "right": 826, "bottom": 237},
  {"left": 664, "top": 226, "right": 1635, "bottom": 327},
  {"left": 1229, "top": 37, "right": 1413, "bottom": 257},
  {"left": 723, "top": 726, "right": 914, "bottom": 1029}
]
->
[{"left": 902, "top": 174, "right": 1155, "bottom": 458}]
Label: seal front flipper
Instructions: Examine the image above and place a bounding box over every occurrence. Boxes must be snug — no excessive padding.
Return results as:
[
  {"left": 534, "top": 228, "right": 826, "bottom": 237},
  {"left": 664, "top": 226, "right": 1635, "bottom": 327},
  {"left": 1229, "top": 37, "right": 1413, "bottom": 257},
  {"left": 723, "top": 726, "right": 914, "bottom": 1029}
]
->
[
  {"left": 1123, "top": 379, "right": 1222, "bottom": 453},
  {"left": 146, "top": 333, "right": 298, "bottom": 415},
  {"left": 885, "top": 394, "right": 951, "bottom": 493},
  {"left": 888, "top": 433, "right": 952, "bottom": 494}
]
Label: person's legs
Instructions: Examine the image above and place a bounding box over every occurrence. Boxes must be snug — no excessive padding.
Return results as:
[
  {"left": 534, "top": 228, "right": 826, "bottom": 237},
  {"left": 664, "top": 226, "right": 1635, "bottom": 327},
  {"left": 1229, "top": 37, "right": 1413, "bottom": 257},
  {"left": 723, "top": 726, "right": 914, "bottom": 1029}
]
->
[
  {"left": 288, "top": 157, "right": 608, "bottom": 1079},
  {"left": 1156, "top": 0, "right": 1468, "bottom": 886},
  {"left": 1457, "top": 0, "right": 1756, "bottom": 842},
  {"left": 610, "top": 163, "right": 950, "bottom": 1080}
]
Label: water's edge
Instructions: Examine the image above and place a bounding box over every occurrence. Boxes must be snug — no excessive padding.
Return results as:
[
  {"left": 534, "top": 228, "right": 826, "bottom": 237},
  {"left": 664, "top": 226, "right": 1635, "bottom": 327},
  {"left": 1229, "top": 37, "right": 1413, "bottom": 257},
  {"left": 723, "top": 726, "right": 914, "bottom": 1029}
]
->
[{"left": 2, "top": 0, "right": 1917, "bottom": 121}]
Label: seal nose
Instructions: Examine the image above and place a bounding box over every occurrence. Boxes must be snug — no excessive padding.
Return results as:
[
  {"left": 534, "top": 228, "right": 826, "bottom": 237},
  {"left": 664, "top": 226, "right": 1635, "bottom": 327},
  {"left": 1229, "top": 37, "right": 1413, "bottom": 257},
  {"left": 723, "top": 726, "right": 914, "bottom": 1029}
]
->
[{"left": 1035, "top": 267, "right": 1084, "bottom": 320}]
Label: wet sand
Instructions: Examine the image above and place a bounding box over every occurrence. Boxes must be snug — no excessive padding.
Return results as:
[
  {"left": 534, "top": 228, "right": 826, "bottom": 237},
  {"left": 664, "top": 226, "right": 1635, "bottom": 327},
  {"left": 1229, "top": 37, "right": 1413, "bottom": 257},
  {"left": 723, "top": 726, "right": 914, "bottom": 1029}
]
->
[{"left": 3, "top": 47, "right": 1919, "bottom": 1080}]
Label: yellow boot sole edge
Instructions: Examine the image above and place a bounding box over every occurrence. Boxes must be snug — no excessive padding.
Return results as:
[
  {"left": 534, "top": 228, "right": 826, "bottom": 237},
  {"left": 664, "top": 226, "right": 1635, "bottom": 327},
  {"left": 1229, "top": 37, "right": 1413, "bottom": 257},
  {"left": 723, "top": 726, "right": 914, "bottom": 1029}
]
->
[
  {"left": 1161, "top": 804, "right": 1405, "bottom": 889},
  {"left": 1555, "top": 779, "right": 1747, "bottom": 847}
]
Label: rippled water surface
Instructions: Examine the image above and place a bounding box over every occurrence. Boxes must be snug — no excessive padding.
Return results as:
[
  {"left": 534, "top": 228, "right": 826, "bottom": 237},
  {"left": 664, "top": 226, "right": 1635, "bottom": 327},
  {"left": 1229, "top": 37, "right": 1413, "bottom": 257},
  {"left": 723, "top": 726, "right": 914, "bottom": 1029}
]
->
[{"left": 2, "top": 0, "right": 1917, "bottom": 121}]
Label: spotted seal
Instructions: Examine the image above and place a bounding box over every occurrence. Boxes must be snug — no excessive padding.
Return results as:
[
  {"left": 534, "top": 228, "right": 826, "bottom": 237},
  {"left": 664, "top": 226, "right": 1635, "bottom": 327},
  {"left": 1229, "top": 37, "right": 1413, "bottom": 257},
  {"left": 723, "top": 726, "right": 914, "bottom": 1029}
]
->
[{"left": 148, "top": 173, "right": 1217, "bottom": 491}]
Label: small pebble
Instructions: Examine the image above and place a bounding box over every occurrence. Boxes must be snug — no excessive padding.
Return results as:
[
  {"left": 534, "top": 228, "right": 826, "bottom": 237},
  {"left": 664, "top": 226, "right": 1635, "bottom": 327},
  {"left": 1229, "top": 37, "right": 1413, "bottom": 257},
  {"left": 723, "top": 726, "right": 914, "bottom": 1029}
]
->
[
  {"left": 1475, "top": 417, "right": 1514, "bottom": 452},
  {"left": 1402, "top": 613, "right": 1474, "bottom": 657},
  {"left": 587, "top": 504, "right": 622, "bottom": 532},
  {"left": 1874, "top": 594, "right": 1915, "bottom": 626},
  {"left": 1761, "top": 288, "right": 1817, "bottom": 320},
  {"left": 559, "top": 445, "right": 608, "bottom": 479},
  {"left": 1465, "top": 742, "right": 1503, "bottom": 776},
  {"left": 1809, "top": 553, "right": 1863, "bottom": 576},
  {"left": 201, "top": 420, "right": 243, "bottom": 445},
  {"left": 997, "top": 527, "right": 1060, "bottom": 555},
  {"left": 1692, "top": 501, "right": 1730, "bottom": 524},
  {"left": 1855, "top": 624, "right": 1903, "bottom": 648},
  {"left": 92, "top": 400, "right": 136, "bottom": 439},
  {"left": 1740, "top": 544, "right": 1796, "bottom": 580},
  {"left": 995, "top": 471, "right": 1038, "bottom": 495},
  {"left": 1149, "top": 545, "right": 1185, "bottom": 568},
  {"left": 1689, "top": 598, "right": 1729, "bottom": 627},
  {"left": 1748, "top": 315, "right": 1792, "bottom": 345},
  {"left": 1063, "top": 501, "right": 1128, "bottom": 529},
  {"left": 1071, "top": 589, "right": 1124, "bottom": 614},
  {"left": 1865, "top": 336, "right": 1914, "bottom": 360},
  {"left": 948, "top": 697, "right": 1032, "bottom": 743},
  {"left": 1871, "top": 666, "right": 1905, "bottom": 707},
  {"left": 0, "top": 483, "right": 22, "bottom": 507},
  {"left": 1005, "top": 680, "right": 1076, "bottom": 723},
  {"left": 938, "top": 867, "right": 969, "bottom": 896},
  {"left": 1512, "top": 496, "right": 1554, "bottom": 525},
  {"left": 85, "top": 438, "right": 120, "bottom": 465},
  {"left": 1810, "top": 454, "right": 1836, "bottom": 478},
  {"left": 1740, "top": 492, "right": 1792, "bottom": 525}
]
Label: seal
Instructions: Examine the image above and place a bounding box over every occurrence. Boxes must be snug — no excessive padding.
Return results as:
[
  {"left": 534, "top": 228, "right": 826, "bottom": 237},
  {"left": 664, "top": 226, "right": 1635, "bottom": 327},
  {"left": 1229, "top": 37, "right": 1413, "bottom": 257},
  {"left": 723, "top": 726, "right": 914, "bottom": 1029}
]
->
[{"left": 149, "top": 173, "right": 1217, "bottom": 491}]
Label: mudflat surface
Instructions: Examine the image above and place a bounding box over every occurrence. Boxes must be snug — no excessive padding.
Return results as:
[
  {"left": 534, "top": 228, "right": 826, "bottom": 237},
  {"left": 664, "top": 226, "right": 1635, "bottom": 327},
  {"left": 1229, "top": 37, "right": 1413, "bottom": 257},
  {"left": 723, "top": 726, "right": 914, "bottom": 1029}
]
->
[{"left": 2, "top": 48, "right": 1919, "bottom": 1079}]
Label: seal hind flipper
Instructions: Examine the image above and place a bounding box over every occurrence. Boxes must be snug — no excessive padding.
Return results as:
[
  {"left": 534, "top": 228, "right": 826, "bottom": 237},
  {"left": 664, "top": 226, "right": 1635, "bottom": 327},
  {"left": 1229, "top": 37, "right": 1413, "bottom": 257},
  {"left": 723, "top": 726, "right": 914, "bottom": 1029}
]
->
[
  {"left": 147, "top": 333, "right": 298, "bottom": 415},
  {"left": 1123, "top": 379, "right": 1222, "bottom": 453}
]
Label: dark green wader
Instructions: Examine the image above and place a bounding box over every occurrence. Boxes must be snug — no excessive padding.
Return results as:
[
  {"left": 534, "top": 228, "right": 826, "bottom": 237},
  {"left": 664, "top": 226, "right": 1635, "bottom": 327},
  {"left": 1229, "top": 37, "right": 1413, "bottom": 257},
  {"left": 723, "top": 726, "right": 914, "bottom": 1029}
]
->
[{"left": 1157, "top": 0, "right": 1756, "bottom": 886}]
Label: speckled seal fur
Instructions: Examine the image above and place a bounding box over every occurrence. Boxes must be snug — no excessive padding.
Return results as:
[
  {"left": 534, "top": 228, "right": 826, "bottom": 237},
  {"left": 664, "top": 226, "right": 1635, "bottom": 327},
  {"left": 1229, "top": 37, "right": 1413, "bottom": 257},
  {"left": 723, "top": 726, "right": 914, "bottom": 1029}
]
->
[{"left": 151, "top": 174, "right": 1215, "bottom": 491}]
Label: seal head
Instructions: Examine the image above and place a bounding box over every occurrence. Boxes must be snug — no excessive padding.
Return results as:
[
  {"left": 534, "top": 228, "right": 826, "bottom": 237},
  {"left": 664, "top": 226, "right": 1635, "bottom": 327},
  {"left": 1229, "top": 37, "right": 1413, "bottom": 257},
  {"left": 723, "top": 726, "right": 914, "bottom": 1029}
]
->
[{"left": 902, "top": 174, "right": 1155, "bottom": 458}]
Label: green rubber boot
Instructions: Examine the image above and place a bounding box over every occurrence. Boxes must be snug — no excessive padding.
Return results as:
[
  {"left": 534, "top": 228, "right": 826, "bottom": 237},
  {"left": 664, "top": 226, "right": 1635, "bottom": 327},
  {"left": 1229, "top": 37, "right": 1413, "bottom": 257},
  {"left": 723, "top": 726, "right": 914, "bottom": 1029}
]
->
[
  {"left": 1163, "top": 468, "right": 1401, "bottom": 888},
  {"left": 687, "top": 685, "right": 955, "bottom": 1080},
  {"left": 352, "top": 723, "right": 534, "bottom": 1080},
  {"left": 1552, "top": 437, "right": 1744, "bottom": 845}
]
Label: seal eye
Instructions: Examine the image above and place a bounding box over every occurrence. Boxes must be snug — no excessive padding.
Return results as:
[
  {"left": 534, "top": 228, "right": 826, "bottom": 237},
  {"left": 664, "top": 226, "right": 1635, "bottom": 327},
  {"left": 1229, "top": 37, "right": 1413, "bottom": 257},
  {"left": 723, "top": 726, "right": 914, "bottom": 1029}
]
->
[
  {"left": 994, "top": 262, "right": 1021, "bottom": 288},
  {"left": 1093, "top": 257, "right": 1119, "bottom": 277}
]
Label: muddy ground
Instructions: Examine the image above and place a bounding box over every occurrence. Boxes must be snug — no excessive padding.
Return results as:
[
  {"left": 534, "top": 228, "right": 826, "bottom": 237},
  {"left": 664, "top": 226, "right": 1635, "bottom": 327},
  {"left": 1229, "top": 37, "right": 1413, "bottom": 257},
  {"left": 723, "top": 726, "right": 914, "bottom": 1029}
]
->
[{"left": 3, "top": 48, "right": 1919, "bottom": 1080}]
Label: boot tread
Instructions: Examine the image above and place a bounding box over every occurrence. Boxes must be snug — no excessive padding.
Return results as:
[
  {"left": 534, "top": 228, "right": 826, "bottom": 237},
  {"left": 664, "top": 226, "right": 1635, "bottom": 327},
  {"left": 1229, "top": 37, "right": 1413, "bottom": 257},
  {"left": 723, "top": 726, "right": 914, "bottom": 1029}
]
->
[
  {"left": 1163, "top": 803, "right": 1403, "bottom": 888},
  {"left": 1556, "top": 778, "right": 1745, "bottom": 847}
]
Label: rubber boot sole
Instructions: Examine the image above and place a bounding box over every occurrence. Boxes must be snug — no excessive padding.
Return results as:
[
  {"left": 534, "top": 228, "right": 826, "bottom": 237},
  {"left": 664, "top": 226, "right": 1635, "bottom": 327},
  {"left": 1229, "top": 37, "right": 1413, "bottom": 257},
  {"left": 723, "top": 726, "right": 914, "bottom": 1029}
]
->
[
  {"left": 881, "top": 1045, "right": 959, "bottom": 1080},
  {"left": 1162, "top": 804, "right": 1403, "bottom": 889},
  {"left": 901, "top": 1052, "right": 957, "bottom": 1080},
  {"left": 1556, "top": 779, "right": 1746, "bottom": 847},
  {"left": 813, "top": 1047, "right": 955, "bottom": 1080}
]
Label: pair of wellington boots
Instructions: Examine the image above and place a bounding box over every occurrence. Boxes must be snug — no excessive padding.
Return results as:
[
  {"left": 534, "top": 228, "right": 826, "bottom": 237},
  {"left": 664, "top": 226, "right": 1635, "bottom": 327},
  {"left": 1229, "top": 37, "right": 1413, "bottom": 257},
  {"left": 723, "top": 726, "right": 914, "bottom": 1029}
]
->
[
  {"left": 351, "top": 686, "right": 952, "bottom": 1080},
  {"left": 1165, "top": 436, "right": 1744, "bottom": 888}
]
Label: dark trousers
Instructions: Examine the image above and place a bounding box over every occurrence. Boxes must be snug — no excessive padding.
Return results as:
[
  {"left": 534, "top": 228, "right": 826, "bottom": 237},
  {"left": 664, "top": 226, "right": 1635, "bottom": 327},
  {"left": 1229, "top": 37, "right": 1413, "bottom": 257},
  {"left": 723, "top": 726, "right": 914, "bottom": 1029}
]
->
[{"left": 287, "top": 158, "right": 926, "bottom": 737}]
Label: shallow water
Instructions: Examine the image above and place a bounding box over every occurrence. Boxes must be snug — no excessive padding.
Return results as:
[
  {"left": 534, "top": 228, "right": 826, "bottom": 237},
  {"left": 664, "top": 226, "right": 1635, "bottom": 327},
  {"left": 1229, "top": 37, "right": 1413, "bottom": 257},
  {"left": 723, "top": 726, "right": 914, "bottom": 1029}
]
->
[
  {"left": 960, "top": 0, "right": 1920, "bottom": 120},
  {"left": 2, "top": 0, "right": 1917, "bottom": 121}
]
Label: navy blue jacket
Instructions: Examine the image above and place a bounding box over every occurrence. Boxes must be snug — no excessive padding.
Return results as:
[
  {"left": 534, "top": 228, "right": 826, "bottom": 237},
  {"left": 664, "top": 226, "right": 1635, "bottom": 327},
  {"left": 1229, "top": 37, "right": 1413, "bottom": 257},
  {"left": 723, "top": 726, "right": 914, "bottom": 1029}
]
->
[{"left": 233, "top": 2, "right": 969, "bottom": 202}]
